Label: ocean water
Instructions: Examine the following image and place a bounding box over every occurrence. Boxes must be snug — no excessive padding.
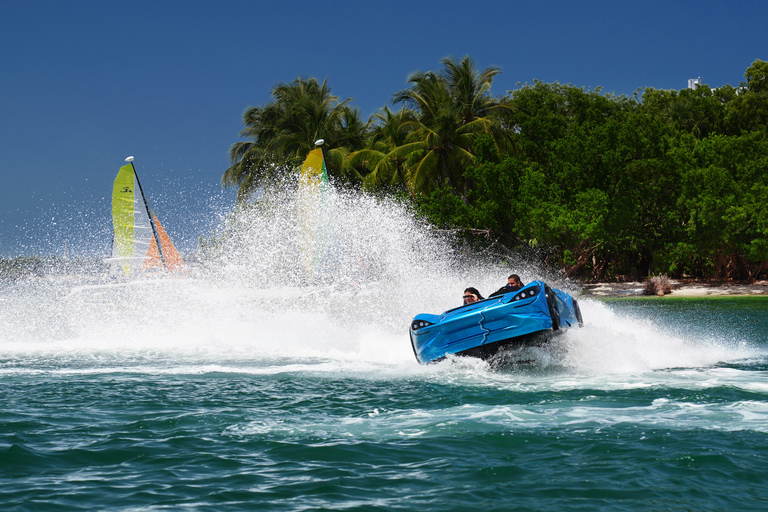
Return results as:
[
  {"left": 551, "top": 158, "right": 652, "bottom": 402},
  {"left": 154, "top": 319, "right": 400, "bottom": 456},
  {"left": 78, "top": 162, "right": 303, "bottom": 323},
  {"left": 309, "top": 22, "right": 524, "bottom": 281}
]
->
[
  {"left": 2, "top": 283, "right": 768, "bottom": 511},
  {"left": 2, "top": 196, "right": 768, "bottom": 511}
]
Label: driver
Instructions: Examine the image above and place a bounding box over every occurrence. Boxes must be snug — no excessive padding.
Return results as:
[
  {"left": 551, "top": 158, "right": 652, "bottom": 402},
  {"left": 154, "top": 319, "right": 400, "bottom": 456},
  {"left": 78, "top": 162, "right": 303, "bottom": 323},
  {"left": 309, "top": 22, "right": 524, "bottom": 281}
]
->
[{"left": 489, "top": 274, "right": 524, "bottom": 298}]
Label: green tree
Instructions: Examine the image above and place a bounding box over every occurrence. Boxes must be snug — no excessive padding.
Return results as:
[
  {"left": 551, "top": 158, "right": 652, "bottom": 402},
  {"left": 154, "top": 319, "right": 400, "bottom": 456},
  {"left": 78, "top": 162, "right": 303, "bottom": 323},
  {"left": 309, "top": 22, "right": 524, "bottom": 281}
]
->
[
  {"left": 744, "top": 59, "right": 768, "bottom": 93},
  {"left": 387, "top": 55, "right": 506, "bottom": 197},
  {"left": 223, "top": 77, "right": 366, "bottom": 201},
  {"left": 219, "top": 58, "right": 768, "bottom": 281},
  {"left": 459, "top": 82, "right": 684, "bottom": 279},
  {"left": 670, "top": 132, "right": 768, "bottom": 279},
  {"left": 722, "top": 60, "right": 768, "bottom": 134},
  {"left": 347, "top": 106, "right": 416, "bottom": 194}
]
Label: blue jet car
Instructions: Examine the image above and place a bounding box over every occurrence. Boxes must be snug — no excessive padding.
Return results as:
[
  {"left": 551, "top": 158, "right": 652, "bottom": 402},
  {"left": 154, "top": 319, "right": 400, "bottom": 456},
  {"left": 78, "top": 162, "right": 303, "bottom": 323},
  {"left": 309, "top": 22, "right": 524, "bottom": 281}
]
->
[{"left": 409, "top": 281, "right": 583, "bottom": 364}]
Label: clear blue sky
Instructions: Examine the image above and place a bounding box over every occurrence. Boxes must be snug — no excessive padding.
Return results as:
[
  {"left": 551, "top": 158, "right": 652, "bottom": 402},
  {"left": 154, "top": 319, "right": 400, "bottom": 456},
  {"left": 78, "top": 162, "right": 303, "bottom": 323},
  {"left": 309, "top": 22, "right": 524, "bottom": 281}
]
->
[{"left": 1, "top": 0, "right": 765, "bottom": 257}]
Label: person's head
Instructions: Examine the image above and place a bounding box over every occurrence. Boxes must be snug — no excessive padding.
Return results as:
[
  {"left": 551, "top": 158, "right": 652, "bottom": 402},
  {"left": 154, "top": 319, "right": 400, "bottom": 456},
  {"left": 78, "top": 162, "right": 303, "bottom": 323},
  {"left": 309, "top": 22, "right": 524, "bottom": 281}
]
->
[
  {"left": 463, "top": 287, "right": 483, "bottom": 304},
  {"left": 507, "top": 274, "right": 521, "bottom": 287}
]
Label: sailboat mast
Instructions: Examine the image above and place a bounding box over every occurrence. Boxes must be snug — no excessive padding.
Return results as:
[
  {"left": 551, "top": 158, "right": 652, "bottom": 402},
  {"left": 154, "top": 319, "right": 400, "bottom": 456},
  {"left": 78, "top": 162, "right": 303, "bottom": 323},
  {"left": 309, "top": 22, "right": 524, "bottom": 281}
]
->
[
  {"left": 125, "top": 157, "right": 167, "bottom": 272},
  {"left": 314, "top": 139, "right": 328, "bottom": 182},
  {"left": 315, "top": 139, "right": 325, "bottom": 165}
]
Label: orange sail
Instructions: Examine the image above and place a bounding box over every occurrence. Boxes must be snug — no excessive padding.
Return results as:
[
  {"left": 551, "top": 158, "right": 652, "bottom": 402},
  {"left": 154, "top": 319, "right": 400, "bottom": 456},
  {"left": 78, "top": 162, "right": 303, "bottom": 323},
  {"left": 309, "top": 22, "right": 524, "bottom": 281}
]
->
[{"left": 143, "top": 216, "right": 187, "bottom": 275}]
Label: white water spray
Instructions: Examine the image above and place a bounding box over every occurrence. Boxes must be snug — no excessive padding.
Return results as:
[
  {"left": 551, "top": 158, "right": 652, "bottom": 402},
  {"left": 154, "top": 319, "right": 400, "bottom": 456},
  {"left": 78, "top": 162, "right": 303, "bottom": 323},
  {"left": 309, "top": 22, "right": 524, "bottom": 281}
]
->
[{"left": 0, "top": 190, "right": 762, "bottom": 375}]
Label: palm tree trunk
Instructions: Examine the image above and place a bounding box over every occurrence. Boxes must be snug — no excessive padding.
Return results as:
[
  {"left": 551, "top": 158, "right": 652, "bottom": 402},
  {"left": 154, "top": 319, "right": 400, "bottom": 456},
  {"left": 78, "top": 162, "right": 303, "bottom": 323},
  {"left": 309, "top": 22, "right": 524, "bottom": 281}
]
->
[{"left": 441, "top": 155, "right": 456, "bottom": 195}]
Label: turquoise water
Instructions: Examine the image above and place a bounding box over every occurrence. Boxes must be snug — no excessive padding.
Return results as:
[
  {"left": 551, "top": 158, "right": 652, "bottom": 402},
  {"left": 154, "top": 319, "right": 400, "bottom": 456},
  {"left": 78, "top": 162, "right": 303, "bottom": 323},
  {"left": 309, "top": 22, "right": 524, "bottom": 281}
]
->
[{"left": 2, "top": 281, "right": 767, "bottom": 511}]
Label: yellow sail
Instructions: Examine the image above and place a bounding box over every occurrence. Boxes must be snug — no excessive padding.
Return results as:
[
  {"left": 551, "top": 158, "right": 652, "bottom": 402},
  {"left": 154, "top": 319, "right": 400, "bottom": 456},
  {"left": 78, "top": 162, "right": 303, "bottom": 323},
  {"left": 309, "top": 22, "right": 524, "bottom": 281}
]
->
[{"left": 296, "top": 148, "right": 331, "bottom": 276}]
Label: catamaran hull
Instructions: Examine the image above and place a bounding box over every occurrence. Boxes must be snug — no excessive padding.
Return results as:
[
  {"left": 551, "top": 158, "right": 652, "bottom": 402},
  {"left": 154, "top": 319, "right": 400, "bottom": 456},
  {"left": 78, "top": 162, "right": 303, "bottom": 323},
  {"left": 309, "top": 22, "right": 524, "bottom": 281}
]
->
[{"left": 409, "top": 281, "right": 583, "bottom": 364}]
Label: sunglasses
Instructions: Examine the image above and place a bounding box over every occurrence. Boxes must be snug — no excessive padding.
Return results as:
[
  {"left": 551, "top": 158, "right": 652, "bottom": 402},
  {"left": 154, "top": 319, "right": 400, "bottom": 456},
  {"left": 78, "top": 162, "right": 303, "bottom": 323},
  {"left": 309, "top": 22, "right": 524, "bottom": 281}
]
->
[{"left": 463, "top": 295, "right": 474, "bottom": 300}]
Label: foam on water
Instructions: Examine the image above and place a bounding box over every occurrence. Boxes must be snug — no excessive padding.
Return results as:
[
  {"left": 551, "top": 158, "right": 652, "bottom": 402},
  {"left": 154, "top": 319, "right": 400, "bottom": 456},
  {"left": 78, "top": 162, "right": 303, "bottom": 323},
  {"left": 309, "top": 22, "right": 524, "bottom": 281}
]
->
[{"left": 224, "top": 394, "right": 768, "bottom": 443}]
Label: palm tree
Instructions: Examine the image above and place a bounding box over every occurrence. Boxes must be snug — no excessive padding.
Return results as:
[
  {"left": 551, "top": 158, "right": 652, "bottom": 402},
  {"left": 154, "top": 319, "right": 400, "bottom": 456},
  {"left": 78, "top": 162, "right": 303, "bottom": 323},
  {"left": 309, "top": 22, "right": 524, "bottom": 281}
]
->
[
  {"left": 346, "top": 106, "right": 416, "bottom": 193},
  {"left": 222, "top": 104, "right": 288, "bottom": 201},
  {"left": 439, "top": 55, "right": 503, "bottom": 124},
  {"left": 386, "top": 56, "right": 505, "bottom": 197},
  {"left": 223, "top": 77, "right": 366, "bottom": 201}
]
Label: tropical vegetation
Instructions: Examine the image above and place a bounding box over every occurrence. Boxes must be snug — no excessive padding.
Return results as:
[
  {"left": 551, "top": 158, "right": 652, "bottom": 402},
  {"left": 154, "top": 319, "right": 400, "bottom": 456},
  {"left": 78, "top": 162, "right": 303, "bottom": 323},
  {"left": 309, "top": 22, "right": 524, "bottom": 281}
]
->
[{"left": 223, "top": 57, "right": 768, "bottom": 282}]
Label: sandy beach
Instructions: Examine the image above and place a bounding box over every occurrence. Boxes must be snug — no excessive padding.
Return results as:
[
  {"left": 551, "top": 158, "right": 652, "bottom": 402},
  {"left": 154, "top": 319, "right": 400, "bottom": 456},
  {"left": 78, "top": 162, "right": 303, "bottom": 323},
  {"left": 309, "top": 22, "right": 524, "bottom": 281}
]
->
[{"left": 580, "top": 280, "right": 768, "bottom": 298}]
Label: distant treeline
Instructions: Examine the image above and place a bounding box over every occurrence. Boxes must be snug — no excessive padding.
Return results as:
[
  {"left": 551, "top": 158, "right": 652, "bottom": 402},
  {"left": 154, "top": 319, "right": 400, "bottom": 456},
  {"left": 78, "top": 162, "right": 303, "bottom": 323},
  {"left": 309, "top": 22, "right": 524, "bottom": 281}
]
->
[
  {"left": 223, "top": 57, "right": 768, "bottom": 282},
  {"left": 0, "top": 256, "right": 108, "bottom": 281}
]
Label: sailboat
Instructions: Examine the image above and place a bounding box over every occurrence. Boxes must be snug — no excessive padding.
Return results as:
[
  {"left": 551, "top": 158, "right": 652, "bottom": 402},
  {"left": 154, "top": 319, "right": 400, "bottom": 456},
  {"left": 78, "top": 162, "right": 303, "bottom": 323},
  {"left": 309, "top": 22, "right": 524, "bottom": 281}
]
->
[
  {"left": 296, "top": 141, "right": 334, "bottom": 277},
  {"left": 109, "top": 156, "right": 187, "bottom": 278},
  {"left": 65, "top": 157, "right": 187, "bottom": 299}
]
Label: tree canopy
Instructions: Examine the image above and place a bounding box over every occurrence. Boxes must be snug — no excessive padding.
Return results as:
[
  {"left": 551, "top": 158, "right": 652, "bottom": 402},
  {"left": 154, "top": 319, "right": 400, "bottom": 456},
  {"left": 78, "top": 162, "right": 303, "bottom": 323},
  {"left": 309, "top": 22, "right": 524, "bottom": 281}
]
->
[
  {"left": 223, "top": 58, "right": 768, "bottom": 282},
  {"left": 222, "top": 77, "right": 366, "bottom": 200}
]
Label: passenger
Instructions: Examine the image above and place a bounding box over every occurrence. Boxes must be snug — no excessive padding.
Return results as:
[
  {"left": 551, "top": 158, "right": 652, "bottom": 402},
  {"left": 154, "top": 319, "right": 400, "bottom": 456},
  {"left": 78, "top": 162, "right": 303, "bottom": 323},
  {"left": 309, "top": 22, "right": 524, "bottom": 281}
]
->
[
  {"left": 463, "top": 287, "right": 485, "bottom": 305},
  {"left": 489, "top": 274, "right": 524, "bottom": 298}
]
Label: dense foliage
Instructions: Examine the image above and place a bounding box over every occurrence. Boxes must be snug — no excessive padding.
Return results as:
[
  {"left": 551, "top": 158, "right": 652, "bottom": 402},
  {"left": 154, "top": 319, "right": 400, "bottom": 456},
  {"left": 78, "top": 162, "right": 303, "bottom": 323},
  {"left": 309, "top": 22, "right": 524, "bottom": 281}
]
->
[{"left": 224, "top": 58, "right": 768, "bottom": 281}]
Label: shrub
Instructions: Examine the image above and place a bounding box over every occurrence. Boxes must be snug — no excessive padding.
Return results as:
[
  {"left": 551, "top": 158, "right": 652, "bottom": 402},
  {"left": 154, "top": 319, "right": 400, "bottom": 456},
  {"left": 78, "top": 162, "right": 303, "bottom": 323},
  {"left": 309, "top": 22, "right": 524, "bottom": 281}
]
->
[{"left": 643, "top": 274, "right": 672, "bottom": 296}]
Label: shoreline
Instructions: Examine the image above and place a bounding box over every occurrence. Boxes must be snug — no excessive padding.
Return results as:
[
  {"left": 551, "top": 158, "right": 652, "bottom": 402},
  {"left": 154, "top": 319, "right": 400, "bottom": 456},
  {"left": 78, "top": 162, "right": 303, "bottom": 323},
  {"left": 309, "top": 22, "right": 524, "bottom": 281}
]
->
[
  {"left": 5, "top": 274, "right": 768, "bottom": 299},
  {"left": 579, "top": 280, "right": 768, "bottom": 298}
]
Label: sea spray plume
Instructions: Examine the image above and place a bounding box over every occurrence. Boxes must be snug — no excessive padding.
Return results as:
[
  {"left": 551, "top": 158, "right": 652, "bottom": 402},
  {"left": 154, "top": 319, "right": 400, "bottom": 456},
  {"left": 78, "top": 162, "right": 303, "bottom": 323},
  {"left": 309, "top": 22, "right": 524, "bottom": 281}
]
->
[
  {"left": 193, "top": 182, "right": 591, "bottom": 337},
  {"left": 555, "top": 299, "right": 760, "bottom": 374},
  {"left": 195, "top": 186, "right": 467, "bottom": 331},
  {"left": 2, "top": 198, "right": 762, "bottom": 373},
  {"left": 4, "top": 180, "right": 581, "bottom": 366},
  {"left": 198, "top": 186, "right": 306, "bottom": 286}
]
